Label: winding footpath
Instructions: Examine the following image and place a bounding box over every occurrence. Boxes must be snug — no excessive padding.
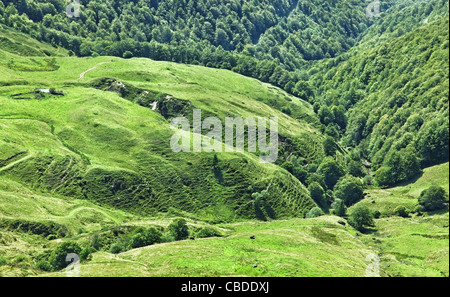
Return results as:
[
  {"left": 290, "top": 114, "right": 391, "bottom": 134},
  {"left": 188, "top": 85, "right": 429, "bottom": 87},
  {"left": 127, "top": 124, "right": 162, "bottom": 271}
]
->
[
  {"left": 0, "top": 152, "right": 34, "bottom": 173},
  {"left": 77, "top": 61, "right": 111, "bottom": 80}
]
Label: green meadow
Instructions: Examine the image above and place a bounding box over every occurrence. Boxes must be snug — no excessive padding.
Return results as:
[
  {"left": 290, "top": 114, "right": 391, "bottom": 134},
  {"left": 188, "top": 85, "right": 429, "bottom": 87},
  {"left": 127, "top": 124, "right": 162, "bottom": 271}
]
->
[
  {"left": 0, "top": 38, "right": 321, "bottom": 221},
  {"left": 29, "top": 161, "right": 445, "bottom": 278}
]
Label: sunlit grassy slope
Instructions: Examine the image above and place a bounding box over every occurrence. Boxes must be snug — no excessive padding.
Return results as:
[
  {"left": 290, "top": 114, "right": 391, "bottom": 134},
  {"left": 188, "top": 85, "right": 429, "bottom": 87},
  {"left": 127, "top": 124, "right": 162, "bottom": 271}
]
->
[
  {"left": 350, "top": 162, "right": 449, "bottom": 277},
  {"left": 0, "top": 25, "right": 68, "bottom": 58},
  {"left": 26, "top": 163, "right": 444, "bottom": 278},
  {"left": 0, "top": 28, "right": 327, "bottom": 276},
  {"left": 0, "top": 30, "right": 325, "bottom": 221},
  {"left": 0, "top": 36, "right": 318, "bottom": 274},
  {"left": 40, "top": 216, "right": 375, "bottom": 277}
]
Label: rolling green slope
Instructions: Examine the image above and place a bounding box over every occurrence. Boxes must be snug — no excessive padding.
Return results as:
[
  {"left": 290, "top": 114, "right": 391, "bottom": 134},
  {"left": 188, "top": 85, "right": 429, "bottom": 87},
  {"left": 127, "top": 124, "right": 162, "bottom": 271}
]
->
[
  {"left": 0, "top": 25, "right": 68, "bottom": 57},
  {"left": 0, "top": 32, "right": 325, "bottom": 276},
  {"left": 0, "top": 33, "right": 324, "bottom": 222},
  {"left": 38, "top": 216, "right": 378, "bottom": 277},
  {"left": 349, "top": 162, "right": 449, "bottom": 277},
  {"left": 1, "top": 163, "right": 446, "bottom": 277}
]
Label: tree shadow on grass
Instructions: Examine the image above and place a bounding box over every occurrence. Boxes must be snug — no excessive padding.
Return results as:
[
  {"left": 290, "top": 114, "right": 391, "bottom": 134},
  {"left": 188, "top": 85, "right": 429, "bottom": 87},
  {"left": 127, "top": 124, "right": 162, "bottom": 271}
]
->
[
  {"left": 390, "top": 171, "right": 425, "bottom": 188},
  {"left": 359, "top": 226, "right": 378, "bottom": 235},
  {"left": 213, "top": 166, "right": 224, "bottom": 183},
  {"left": 426, "top": 206, "right": 449, "bottom": 216}
]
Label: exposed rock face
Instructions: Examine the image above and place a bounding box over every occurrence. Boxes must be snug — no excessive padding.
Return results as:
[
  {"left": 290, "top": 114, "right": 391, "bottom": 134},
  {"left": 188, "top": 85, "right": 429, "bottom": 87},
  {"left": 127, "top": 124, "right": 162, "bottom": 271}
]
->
[{"left": 88, "top": 77, "right": 193, "bottom": 119}]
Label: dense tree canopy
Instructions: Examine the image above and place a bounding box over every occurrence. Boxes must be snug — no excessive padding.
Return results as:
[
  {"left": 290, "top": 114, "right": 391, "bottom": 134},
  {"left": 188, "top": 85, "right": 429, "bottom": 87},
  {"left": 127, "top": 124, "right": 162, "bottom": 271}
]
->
[
  {"left": 318, "top": 157, "right": 345, "bottom": 189},
  {"left": 310, "top": 10, "right": 449, "bottom": 188}
]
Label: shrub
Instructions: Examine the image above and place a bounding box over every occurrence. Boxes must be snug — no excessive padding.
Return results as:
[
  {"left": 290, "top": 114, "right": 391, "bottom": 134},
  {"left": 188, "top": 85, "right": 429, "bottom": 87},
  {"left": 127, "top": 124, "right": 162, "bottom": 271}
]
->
[
  {"left": 318, "top": 157, "right": 345, "bottom": 189},
  {"left": 300, "top": 209, "right": 309, "bottom": 218},
  {"left": 252, "top": 190, "right": 272, "bottom": 221},
  {"left": 306, "top": 173, "right": 326, "bottom": 189},
  {"left": 168, "top": 219, "right": 189, "bottom": 241},
  {"left": 160, "top": 233, "right": 176, "bottom": 243},
  {"left": 0, "top": 256, "right": 8, "bottom": 266},
  {"left": 144, "top": 227, "right": 162, "bottom": 244},
  {"left": 374, "top": 166, "right": 393, "bottom": 187},
  {"left": 413, "top": 205, "right": 425, "bottom": 214},
  {"left": 13, "top": 254, "right": 28, "bottom": 265},
  {"left": 292, "top": 166, "right": 308, "bottom": 184},
  {"left": 375, "top": 149, "right": 421, "bottom": 187},
  {"left": 323, "top": 136, "right": 337, "bottom": 156},
  {"left": 109, "top": 242, "right": 125, "bottom": 254},
  {"left": 79, "top": 247, "right": 92, "bottom": 261},
  {"left": 281, "top": 107, "right": 292, "bottom": 115},
  {"left": 418, "top": 186, "right": 448, "bottom": 211},
  {"left": 348, "top": 205, "right": 374, "bottom": 231},
  {"left": 89, "top": 233, "right": 102, "bottom": 251},
  {"left": 196, "top": 227, "right": 220, "bottom": 238},
  {"left": 48, "top": 242, "right": 82, "bottom": 271},
  {"left": 35, "top": 260, "right": 52, "bottom": 271},
  {"left": 363, "top": 174, "right": 373, "bottom": 186},
  {"left": 281, "top": 161, "right": 294, "bottom": 174},
  {"left": 308, "top": 182, "right": 325, "bottom": 206},
  {"left": 129, "top": 227, "right": 162, "bottom": 249},
  {"left": 394, "top": 206, "right": 409, "bottom": 217},
  {"left": 307, "top": 163, "right": 318, "bottom": 173},
  {"left": 123, "top": 51, "right": 133, "bottom": 59},
  {"left": 372, "top": 210, "right": 381, "bottom": 219},
  {"left": 334, "top": 199, "right": 347, "bottom": 217},
  {"left": 306, "top": 207, "right": 324, "bottom": 218},
  {"left": 348, "top": 160, "right": 364, "bottom": 177}
]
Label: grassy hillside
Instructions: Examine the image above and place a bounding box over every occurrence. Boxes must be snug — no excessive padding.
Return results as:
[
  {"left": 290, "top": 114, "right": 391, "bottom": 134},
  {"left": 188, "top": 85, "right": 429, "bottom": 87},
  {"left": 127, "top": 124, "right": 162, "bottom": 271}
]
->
[
  {"left": 0, "top": 25, "right": 68, "bottom": 57},
  {"left": 0, "top": 30, "right": 327, "bottom": 223},
  {"left": 355, "top": 163, "right": 448, "bottom": 217},
  {"left": 2, "top": 163, "right": 444, "bottom": 277},
  {"left": 37, "top": 216, "right": 376, "bottom": 277},
  {"left": 349, "top": 162, "right": 449, "bottom": 277},
  {"left": 0, "top": 32, "right": 324, "bottom": 275}
]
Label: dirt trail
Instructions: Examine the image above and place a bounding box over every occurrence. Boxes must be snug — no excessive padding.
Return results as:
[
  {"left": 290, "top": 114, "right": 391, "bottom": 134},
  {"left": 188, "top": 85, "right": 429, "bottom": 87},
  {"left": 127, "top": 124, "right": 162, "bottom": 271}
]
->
[
  {"left": 66, "top": 206, "right": 122, "bottom": 224},
  {"left": 77, "top": 62, "right": 110, "bottom": 80},
  {"left": 0, "top": 152, "right": 34, "bottom": 173}
]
